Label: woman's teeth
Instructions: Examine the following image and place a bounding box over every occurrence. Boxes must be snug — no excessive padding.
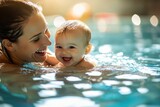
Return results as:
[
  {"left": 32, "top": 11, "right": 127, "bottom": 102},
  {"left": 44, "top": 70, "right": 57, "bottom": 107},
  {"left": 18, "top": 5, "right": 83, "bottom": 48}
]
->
[{"left": 35, "top": 50, "right": 46, "bottom": 55}]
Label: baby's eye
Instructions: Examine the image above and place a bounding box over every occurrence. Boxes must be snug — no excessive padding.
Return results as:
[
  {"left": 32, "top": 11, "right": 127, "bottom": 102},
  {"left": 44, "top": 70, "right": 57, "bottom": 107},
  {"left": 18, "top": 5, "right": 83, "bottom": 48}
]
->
[
  {"left": 69, "top": 46, "right": 76, "bottom": 49},
  {"left": 56, "top": 45, "right": 62, "bottom": 49}
]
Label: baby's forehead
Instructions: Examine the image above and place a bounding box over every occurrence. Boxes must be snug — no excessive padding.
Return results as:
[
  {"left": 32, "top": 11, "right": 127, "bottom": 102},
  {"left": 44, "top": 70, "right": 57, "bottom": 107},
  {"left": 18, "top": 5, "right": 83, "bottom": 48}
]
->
[
  {"left": 56, "top": 25, "right": 83, "bottom": 34},
  {"left": 58, "top": 30, "right": 85, "bottom": 38},
  {"left": 56, "top": 32, "right": 86, "bottom": 43},
  {"left": 57, "top": 27, "right": 83, "bottom": 35}
]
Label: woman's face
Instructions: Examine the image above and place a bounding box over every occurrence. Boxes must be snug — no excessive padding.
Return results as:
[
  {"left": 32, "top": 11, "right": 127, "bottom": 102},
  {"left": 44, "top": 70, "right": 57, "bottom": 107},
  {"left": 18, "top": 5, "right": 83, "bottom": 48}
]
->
[{"left": 11, "top": 12, "right": 51, "bottom": 65}]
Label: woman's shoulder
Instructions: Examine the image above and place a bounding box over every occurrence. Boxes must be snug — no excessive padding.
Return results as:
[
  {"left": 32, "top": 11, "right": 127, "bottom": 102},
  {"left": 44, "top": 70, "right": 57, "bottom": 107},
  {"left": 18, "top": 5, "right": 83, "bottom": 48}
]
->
[
  {"left": 0, "top": 47, "right": 3, "bottom": 63},
  {"left": 0, "top": 46, "right": 2, "bottom": 53},
  {"left": 0, "top": 47, "right": 8, "bottom": 63}
]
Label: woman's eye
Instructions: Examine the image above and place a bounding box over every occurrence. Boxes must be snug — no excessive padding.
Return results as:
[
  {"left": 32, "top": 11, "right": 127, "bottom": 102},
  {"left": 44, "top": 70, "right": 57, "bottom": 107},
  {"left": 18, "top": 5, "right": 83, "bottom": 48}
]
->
[{"left": 33, "top": 37, "right": 40, "bottom": 42}]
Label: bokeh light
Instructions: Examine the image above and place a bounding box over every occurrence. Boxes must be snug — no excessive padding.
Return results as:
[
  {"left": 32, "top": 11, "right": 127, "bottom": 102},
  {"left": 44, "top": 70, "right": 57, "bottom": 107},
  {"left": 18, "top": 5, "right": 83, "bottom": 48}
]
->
[
  {"left": 53, "top": 16, "right": 66, "bottom": 28},
  {"left": 96, "top": 13, "right": 119, "bottom": 32},
  {"left": 98, "top": 45, "right": 112, "bottom": 53},
  {"left": 66, "top": 2, "right": 92, "bottom": 21},
  {"left": 132, "top": 14, "right": 141, "bottom": 26},
  {"left": 150, "top": 15, "right": 159, "bottom": 27}
]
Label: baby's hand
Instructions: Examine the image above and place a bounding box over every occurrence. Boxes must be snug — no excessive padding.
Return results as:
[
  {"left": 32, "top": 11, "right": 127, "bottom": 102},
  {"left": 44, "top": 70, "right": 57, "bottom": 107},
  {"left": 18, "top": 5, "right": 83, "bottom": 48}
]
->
[{"left": 44, "top": 49, "right": 59, "bottom": 66}]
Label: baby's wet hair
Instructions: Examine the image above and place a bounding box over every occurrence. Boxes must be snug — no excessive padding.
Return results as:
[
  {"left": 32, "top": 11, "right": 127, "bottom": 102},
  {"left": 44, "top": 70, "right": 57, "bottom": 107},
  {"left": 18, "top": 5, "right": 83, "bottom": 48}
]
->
[{"left": 56, "top": 20, "right": 91, "bottom": 45}]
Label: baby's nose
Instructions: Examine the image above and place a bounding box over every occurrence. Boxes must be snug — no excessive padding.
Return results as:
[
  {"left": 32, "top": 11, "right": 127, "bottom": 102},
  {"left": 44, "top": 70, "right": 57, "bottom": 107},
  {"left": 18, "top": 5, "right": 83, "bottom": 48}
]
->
[{"left": 62, "top": 49, "right": 69, "bottom": 55}]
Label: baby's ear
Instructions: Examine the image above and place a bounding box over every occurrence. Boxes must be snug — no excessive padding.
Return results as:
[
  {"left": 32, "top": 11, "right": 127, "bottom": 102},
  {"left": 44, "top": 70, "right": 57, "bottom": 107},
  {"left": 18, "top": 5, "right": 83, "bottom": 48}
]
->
[{"left": 85, "top": 44, "right": 92, "bottom": 54}]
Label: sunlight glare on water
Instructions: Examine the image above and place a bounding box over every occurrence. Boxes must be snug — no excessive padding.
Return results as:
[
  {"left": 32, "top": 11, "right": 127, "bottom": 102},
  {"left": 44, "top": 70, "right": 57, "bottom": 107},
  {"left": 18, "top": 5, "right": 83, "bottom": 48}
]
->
[
  {"left": 86, "top": 71, "right": 102, "bottom": 76},
  {"left": 41, "top": 73, "right": 56, "bottom": 81},
  {"left": 66, "top": 76, "right": 82, "bottom": 81},
  {"left": 34, "top": 96, "right": 99, "bottom": 107},
  {"left": 138, "top": 67, "right": 160, "bottom": 76},
  {"left": 122, "top": 81, "right": 133, "bottom": 86},
  {"left": 137, "top": 87, "right": 149, "bottom": 94},
  {"left": 102, "top": 80, "right": 120, "bottom": 86},
  {"left": 74, "top": 83, "right": 92, "bottom": 89},
  {"left": 118, "top": 87, "right": 132, "bottom": 95},
  {"left": 38, "top": 90, "right": 57, "bottom": 97},
  {"left": 115, "top": 74, "right": 147, "bottom": 80},
  {"left": 152, "top": 78, "right": 160, "bottom": 82},
  {"left": 82, "top": 90, "right": 104, "bottom": 97}
]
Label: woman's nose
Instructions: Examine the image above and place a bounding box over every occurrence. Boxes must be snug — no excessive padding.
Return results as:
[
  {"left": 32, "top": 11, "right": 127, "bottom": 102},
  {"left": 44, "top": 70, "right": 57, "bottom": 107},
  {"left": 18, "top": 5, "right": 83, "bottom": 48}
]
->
[
  {"left": 43, "top": 34, "right": 52, "bottom": 46},
  {"left": 47, "top": 39, "right": 52, "bottom": 46}
]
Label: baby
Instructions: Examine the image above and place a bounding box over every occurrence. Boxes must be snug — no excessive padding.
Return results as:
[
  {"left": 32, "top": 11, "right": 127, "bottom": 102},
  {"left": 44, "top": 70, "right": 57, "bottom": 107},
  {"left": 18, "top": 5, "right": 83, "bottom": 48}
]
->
[{"left": 54, "top": 20, "right": 95, "bottom": 69}]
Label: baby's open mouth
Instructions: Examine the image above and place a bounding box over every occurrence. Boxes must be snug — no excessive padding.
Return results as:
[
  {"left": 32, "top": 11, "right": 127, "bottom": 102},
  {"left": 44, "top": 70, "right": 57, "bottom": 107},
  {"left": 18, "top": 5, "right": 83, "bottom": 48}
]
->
[{"left": 62, "top": 57, "right": 72, "bottom": 62}]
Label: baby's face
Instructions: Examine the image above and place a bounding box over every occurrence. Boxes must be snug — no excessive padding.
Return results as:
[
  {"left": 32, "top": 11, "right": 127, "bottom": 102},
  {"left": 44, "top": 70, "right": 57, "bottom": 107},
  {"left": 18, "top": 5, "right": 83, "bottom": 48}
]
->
[{"left": 55, "top": 31, "right": 87, "bottom": 67}]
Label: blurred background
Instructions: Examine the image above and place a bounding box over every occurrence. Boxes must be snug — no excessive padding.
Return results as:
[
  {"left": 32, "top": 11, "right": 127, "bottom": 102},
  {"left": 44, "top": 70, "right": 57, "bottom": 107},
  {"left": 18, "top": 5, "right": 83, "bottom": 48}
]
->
[
  {"left": 29, "top": 0, "right": 160, "bottom": 30},
  {"left": 30, "top": 0, "right": 160, "bottom": 17},
  {"left": 30, "top": 0, "right": 160, "bottom": 56}
]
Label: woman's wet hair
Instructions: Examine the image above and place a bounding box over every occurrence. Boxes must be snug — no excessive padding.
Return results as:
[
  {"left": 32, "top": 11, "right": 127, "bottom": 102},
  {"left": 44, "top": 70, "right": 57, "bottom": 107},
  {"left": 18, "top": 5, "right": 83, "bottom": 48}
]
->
[{"left": 0, "top": 0, "right": 41, "bottom": 42}]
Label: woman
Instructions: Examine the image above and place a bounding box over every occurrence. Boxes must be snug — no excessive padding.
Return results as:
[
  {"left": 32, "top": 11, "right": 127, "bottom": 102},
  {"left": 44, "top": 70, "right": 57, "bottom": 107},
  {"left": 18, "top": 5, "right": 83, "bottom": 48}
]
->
[{"left": 0, "top": 0, "right": 58, "bottom": 72}]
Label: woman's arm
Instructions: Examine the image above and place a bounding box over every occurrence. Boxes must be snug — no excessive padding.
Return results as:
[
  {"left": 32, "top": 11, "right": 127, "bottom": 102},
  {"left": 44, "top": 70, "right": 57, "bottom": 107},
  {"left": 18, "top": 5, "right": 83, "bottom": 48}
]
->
[{"left": 0, "top": 63, "right": 22, "bottom": 72}]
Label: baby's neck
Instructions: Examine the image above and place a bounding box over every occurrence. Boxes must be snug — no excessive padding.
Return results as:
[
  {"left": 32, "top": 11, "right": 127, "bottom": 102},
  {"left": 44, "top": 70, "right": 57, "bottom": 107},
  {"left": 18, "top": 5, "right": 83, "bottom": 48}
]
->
[{"left": 74, "top": 57, "right": 85, "bottom": 67}]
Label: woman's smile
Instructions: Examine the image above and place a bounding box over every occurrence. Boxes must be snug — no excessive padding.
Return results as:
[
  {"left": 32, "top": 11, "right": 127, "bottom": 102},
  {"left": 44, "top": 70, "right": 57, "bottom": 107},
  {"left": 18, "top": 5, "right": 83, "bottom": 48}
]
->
[{"left": 35, "top": 49, "right": 47, "bottom": 56}]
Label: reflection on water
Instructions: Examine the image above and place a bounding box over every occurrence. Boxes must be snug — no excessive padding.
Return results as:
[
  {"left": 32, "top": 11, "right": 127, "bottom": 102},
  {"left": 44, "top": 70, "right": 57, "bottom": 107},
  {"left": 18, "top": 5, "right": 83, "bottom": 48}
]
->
[
  {"left": 0, "top": 17, "right": 160, "bottom": 107},
  {"left": 0, "top": 53, "right": 160, "bottom": 107},
  {"left": 35, "top": 96, "right": 99, "bottom": 107}
]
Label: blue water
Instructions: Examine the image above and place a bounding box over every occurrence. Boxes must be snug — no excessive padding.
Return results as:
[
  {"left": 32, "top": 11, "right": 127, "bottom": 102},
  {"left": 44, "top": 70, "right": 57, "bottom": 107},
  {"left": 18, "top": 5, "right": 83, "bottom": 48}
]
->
[{"left": 0, "top": 16, "right": 160, "bottom": 107}]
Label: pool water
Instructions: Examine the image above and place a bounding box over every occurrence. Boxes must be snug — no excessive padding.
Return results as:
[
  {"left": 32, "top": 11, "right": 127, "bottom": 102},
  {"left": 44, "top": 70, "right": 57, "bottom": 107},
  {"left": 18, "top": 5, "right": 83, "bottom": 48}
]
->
[{"left": 0, "top": 16, "right": 160, "bottom": 107}]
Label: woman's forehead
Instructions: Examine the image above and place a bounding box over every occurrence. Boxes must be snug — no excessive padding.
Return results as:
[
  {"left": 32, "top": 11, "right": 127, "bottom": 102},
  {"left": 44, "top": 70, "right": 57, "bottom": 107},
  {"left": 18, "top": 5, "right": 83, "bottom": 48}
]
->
[{"left": 22, "top": 12, "right": 46, "bottom": 38}]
